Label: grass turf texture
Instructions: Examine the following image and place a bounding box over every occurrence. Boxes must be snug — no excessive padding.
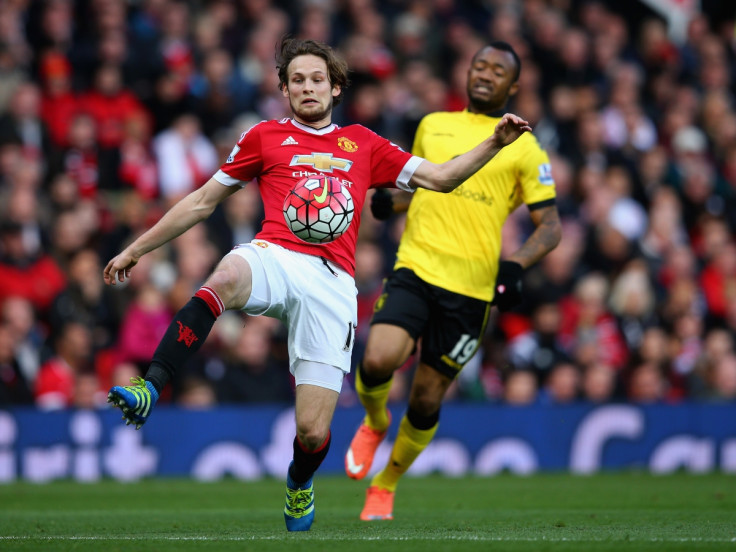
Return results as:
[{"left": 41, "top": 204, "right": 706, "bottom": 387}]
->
[{"left": 1, "top": 474, "right": 734, "bottom": 551}]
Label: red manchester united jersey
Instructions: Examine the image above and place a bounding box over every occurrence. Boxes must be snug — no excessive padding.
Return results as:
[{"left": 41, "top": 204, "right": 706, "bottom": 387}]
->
[{"left": 213, "top": 118, "right": 422, "bottom": 275}]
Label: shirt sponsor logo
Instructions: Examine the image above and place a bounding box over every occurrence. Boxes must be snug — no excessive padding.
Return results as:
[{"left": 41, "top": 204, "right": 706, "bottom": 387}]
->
[
  {"left": 291, "top": 170, "right": 355, "bottom": 188},
  {"left": 290, "top": 153, "right": 353, "bottom": 172},
  {"left": 451, "top": 186, "right": 494, "bottom": 206}
]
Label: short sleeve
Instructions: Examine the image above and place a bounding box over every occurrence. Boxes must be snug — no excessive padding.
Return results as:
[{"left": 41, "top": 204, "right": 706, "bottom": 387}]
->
[
  {"left": 214, "top": 121, "right": 266, "bottom": 186},
  {"left": 518, "top": 135, "right": 556, "bottom": 206}
]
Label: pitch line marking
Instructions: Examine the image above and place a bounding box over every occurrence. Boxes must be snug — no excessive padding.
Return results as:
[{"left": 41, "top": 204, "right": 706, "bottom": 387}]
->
[{"left": 1, "top": 536, "right": 736, "bottom": 543}]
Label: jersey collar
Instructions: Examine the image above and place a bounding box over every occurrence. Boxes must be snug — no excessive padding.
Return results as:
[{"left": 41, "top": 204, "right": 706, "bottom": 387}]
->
[
  {"left": 290, "top": 118, "right": 338, "bottom": 135},
  {"left": 465, "top": 107, "right": 507, "bottom": 118}
]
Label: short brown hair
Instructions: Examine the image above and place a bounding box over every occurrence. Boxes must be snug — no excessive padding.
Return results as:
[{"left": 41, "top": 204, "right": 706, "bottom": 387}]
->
[{"left": 276, "top": 37, "right": 349, "bottom": 106}]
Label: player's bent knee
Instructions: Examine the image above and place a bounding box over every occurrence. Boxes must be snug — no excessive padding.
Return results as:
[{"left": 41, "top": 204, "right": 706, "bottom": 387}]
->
[
  {"left": 205, "top": 258, "right": 252, "bottom": 308},
  {"left": 409, "top": 395, "right": 443, "bottom": 418},
  {"left": 362, "top": 347, "right": 403, "bottom": 376}
]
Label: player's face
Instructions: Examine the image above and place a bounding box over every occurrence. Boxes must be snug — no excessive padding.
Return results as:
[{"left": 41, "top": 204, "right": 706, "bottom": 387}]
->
[
  {"left": 466, "top": 47, "right": 519, "bottom": 114},
  {"left": 283, "top": 54, "right": 341, "bottom": 127}
]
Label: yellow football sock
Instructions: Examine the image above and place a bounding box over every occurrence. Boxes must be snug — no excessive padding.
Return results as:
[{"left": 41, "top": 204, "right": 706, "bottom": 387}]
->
[
  {"left": 355, "top": 364, "right": 392, "bottom": 431},
  {"left": 371, "top": 414, "right": 438, "bottom": 492}
]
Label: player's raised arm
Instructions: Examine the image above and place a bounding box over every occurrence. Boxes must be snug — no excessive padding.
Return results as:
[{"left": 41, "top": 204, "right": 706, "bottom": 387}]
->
[
  {"left": 408, "top": 113, "right": 531, "bottom": 193},
  {"left": 103, "top": 177, "right": 239, "bottom": 285}
]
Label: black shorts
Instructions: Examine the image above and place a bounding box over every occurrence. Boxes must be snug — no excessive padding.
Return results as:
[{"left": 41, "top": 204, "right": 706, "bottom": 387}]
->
[{"left": 370, "top": 268, "right": 491, "bottom": 379}]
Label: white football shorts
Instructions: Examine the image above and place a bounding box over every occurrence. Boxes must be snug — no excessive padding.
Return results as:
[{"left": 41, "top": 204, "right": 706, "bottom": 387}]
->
[{"left": 226, "top": 240, "right": 357, "bottom": 390}]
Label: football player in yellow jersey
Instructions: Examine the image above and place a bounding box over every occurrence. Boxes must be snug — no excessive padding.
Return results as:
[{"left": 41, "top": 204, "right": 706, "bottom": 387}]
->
[{"left": 345, "top": 41, "right": 562, "bottom": 520}]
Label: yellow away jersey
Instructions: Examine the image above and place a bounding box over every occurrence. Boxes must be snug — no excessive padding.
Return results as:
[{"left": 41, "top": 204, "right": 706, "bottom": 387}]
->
[{"left": 395, "top": 110, "right": 556, "bottom": 301}]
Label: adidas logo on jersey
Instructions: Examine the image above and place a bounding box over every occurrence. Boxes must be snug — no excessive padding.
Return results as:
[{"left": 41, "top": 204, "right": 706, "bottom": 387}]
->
[{"left": 281, "top": 136, "right": 299, "bottom": 146}]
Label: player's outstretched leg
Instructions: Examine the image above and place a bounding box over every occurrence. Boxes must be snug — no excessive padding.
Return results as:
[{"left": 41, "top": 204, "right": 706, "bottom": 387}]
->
[
  {"left": 345, "top": 412, "right": 391, "bottom": 480},
  {"left": 360, "top": 485, "right": 394, "bottom": 521},
  {"left": 107, "top": 376, "right": 159, "bottom": 430},
  {"left": 283, "top": 461, "right": 315, "bottom": 531}
]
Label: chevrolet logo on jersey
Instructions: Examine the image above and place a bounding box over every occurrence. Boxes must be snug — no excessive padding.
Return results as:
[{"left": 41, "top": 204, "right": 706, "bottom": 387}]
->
[{"left": 290, "top": 153, "right": 353, "bottom": 172}]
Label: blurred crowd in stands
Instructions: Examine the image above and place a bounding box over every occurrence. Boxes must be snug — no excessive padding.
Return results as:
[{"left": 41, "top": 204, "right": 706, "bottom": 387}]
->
[{"left": 0, "top": 0, "right": 735, "bottom": 411}]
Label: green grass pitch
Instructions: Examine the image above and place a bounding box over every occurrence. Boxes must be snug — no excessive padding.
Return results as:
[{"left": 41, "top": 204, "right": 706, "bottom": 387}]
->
[{"left": 1, "top": 473, "right": 734, "bottom": 551}]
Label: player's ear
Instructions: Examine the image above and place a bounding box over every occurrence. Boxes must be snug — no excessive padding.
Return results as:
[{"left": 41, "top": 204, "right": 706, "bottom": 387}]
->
[
  {"left": 281, "top": 83, "right": 289, "bottom": 98},
  {"left": 332, "top": 84, "right": 341, "bottom": 98},
  {"left": 508, "top": 81, "right": 520, "bottom": 98}
]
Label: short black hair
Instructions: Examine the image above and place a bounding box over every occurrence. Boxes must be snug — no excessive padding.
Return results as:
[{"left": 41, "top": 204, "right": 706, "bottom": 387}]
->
[{"left": 485, "top": 40, "right": 521, "bottom": 82}]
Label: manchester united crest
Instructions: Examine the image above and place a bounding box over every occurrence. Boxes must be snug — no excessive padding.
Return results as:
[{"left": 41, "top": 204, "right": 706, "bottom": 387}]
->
[{"left": 338, "top": 137, "right": 358, "bottom": 152}]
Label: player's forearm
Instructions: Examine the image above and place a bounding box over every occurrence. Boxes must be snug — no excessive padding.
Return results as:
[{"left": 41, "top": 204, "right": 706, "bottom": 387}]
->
[
  {"left": 126, "top": 191, "right": 215, "bottom": 259},
  {"left": 410, "top": 136, "right": 504, "bottom": 193},
  {"left": 507, "top": 207, "right": 562, "bottom": 269}
]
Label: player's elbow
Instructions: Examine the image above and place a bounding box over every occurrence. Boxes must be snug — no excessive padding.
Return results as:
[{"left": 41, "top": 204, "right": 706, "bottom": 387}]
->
[{"left": 188, "top": 187, "right": 220, "bottom": 219}]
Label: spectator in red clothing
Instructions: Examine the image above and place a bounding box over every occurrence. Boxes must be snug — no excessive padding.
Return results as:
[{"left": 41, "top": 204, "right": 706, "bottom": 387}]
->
[
  {"left": 118, "top": 110, "right": 158, "bottom": 199},
  {"left": 700, "top": 240, "right": 736, "bottom": 323},
  {"left": 79, "top": 63, "right": 151, "bottom": 150},
  {"left": 35, "top": 320, "right": 93, "bottom": 409},
  {"left": 560, "top": 272, "right": 629, "bottom": 370},
  {"left": 55, "top": 112, "right": 101, "bottom": 198},
  {"left": 39, "top": 51, "right": 78, "bottom": 149},
  {"left": 0, "top": 220, "right": 66, "bottom": 317}
]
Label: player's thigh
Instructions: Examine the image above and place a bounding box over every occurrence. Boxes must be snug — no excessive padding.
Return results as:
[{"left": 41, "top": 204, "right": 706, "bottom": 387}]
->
[
  {"left": 365, "top": 268, "right": 431, "bottom": 370},
  {"left": 204, "top": 253, "right": 253, "bottom": 309},
  {"left": 363, "top": 323, "right": 415, "bottom": 373},
  {"left": 420, "top": 290, "right": 491, "bottom": 379},
  {"left": 284, "top": 253, "right": 358, "bottom": 374}
]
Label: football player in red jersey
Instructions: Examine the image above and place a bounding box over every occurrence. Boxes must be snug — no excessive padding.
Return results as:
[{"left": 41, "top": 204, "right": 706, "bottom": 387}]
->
[{"left": 102, "top": 37, "right": 531, "bottom": 531}]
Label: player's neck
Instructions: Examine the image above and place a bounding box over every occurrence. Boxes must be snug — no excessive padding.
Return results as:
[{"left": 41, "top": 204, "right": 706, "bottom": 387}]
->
[
  {"left": 290, "top": 118, "right": 337, "bottom": 135},
  {"left": 292, "top": 115, "right": 333, "bottom": 130},
  {"left": 468, "top": 104, "right": 507, "bottom": 118}
]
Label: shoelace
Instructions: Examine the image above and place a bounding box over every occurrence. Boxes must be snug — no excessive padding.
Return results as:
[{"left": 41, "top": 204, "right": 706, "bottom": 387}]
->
[
  {"left": 129, "top": 376, "right": 147, "bottom": 388},
  {"left": 286, "top": 488, "right": 313, "bottom": 515}
]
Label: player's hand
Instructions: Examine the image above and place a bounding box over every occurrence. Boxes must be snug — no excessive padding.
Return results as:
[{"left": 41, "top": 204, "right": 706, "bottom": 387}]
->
[
  {"left": 491, "top": 261, "right": 523, "bottom": 311},
  {"left": 370, "top": 189, "right": 394, "bottom": 220},
  {"left": 103, "top": 251, "right": 138, "bottom": 286},
  {"left": 492, "top": 113, "right": 532, "bottom": 148}
]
